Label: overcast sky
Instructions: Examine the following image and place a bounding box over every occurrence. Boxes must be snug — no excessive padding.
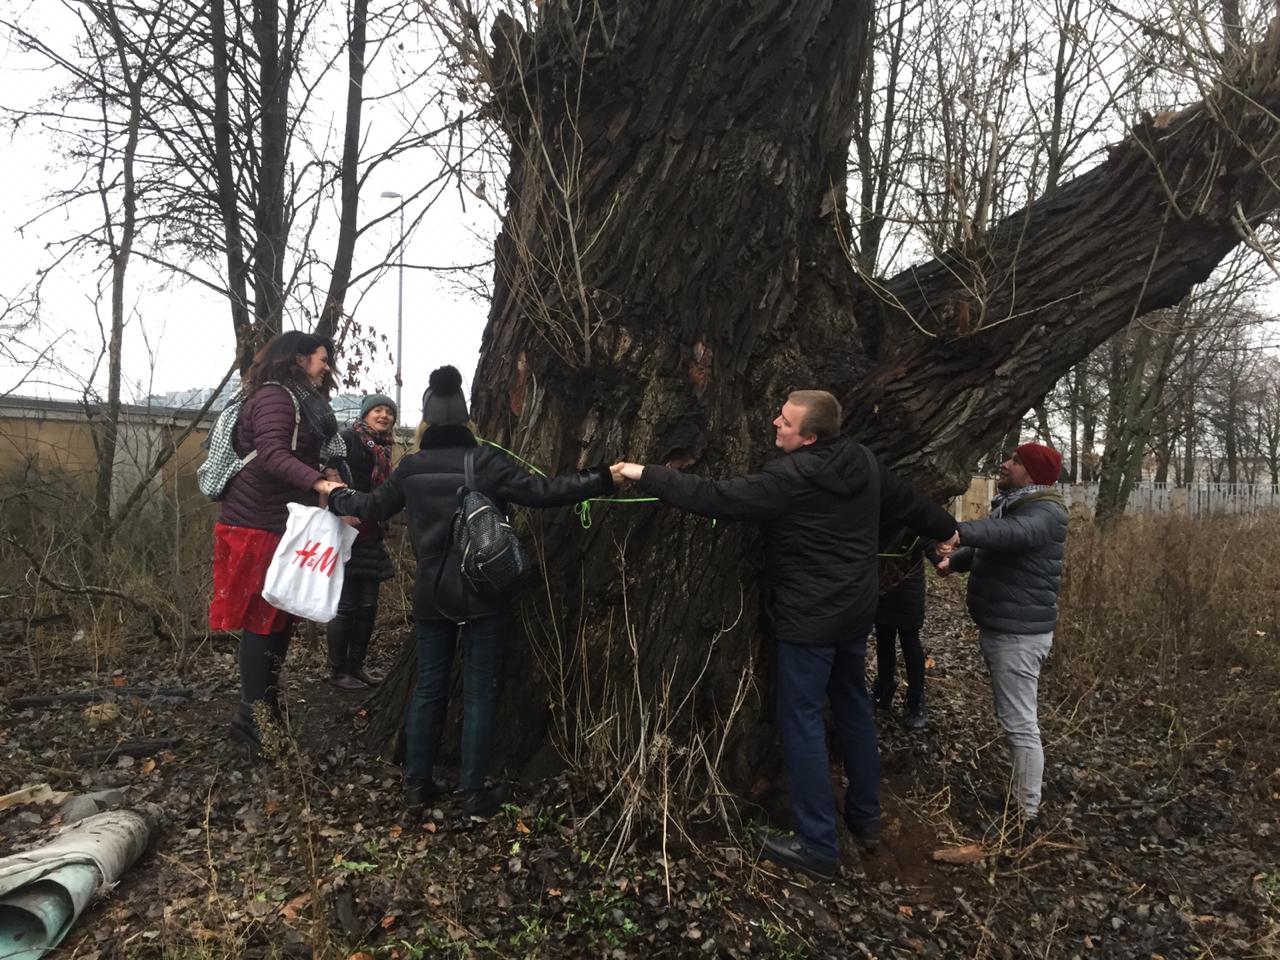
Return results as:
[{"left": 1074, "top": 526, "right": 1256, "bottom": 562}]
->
[{"left": 0, "top": 2, "right": 499, "bottom": 423}]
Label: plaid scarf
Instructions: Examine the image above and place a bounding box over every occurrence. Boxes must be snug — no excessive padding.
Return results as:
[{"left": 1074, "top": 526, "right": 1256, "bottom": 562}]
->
[
  {"left": 352, "top": 418, "right": 392, "bottom": 489},
  {"left": 990, "top": 483, "right": 1055, "bottom": 518}
]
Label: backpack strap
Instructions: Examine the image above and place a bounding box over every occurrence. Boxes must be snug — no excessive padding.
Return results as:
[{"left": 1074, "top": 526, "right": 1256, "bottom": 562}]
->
[
  {"left": 261, "top": 380, "right": 300, "bottom": 452},
  {"left": 432, "top": 451, "right": 474, "bottom": 624}
]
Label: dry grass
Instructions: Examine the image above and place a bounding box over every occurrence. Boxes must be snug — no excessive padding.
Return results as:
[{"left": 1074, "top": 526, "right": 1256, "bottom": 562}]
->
[{"left": 1055, "top": 512, "right": 1280, "bottom": 768}]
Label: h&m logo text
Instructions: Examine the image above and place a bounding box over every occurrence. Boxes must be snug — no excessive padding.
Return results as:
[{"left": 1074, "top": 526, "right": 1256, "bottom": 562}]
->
[{"left": 293, "top": 540, "right": 339, "bottom": 577}]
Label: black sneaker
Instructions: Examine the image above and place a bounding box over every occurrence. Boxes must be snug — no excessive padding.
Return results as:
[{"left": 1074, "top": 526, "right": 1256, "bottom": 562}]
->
[
  {"left": 758, "top": 828, "right": 837, "bottom": 881},
  {"left": 843, "top": 813, "right": 881, "bottom": 852},
  {"left": 350, "top": 667, "right": 384, "bottom": 686},
  {"left": 463, "top": 784, "right": 513, "bottom": 820},
  {"left": 330, "top": 673, "right": 366, "bottom": 691}
]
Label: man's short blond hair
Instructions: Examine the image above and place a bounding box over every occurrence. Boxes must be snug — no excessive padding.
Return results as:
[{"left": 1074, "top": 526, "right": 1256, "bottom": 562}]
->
[{"left": 788, "top": 390, "right": 842, "bottom": 441}]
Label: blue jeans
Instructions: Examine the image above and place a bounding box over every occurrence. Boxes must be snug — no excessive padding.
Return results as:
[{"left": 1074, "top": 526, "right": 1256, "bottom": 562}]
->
[
  {"left": 404, "top": 614, "right": 508, "bottom": 791},
  {"left": 776, "top": 637, "right": 880, "bottom": 860}
]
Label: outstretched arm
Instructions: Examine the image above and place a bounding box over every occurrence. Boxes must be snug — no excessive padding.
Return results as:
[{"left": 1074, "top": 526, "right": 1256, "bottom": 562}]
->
[
  {"left": 958, "top": 509, "right": 1056, "bottom": 553},
  {"left": 878, "top": 463, "right": 957, "bottom": 543},
  {"left": 634, "top": 463, "right": 789, "bottom": 522}
]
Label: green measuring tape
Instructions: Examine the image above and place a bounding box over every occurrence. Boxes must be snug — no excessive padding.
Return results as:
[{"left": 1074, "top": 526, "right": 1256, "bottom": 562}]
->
[{"left": 476, "top": 437, "right": 660, "bottom": 529}]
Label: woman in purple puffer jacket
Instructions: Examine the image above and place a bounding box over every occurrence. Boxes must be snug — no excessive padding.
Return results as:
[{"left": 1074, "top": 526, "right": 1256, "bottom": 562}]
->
[{"left": 209, "top": 331, "right": 346, "bottom": 753}]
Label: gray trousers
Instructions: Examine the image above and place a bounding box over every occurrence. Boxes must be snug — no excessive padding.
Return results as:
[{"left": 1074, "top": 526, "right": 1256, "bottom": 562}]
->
[{"left": 978, "top": 628, "right": 1053, "bottom": 817}]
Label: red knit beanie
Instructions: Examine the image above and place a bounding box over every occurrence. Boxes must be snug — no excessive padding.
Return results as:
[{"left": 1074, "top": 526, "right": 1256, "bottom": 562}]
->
[{"left": 1015, "top": 442, "right": 1063, "bottom": 485}]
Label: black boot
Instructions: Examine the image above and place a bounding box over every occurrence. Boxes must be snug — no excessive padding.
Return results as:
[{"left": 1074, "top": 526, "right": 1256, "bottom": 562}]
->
[
  {"left": 231, "top": 630, "right": 278, "bottom": 754},
  {"left": 903, "top": 690, "right": 929, "bottom": 730},
  {"left": 264, "top": 629, "right": 290, "bottom": 724},
  {"left": 346, "top": 606, "right": 383, "bottom": 686},
  {"left": 871, "top": 677, "right": 894, "bottom": 712},
  {"left": 326, "top": 617, "right": 351, "bottom": 683}
]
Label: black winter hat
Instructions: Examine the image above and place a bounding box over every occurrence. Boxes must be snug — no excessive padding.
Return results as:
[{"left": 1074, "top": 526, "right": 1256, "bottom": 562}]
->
[{"left": 421, "top": 365, "right": 469, "bottom": 426}]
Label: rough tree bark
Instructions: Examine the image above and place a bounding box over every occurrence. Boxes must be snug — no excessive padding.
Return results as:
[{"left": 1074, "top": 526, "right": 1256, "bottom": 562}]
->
[{"left": 383, "top": 3, "right": 1280, "bottom": 794}]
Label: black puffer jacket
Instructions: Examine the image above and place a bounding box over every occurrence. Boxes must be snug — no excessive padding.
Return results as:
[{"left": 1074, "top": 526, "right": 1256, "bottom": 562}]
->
[
  {"left": 328, "top": 425, "right": 613, "bottom": 621},
  {"left": 949, "top": 489, "right": 1069, "bottom": 635},
  {"left": 638, "top": 438, "right": 957, "bottom": 646}
]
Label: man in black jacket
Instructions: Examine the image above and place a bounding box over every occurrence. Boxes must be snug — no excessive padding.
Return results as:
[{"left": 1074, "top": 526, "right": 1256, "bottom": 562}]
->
[
  {"left": 938, "top": 442, "right": 1067, "bottom": 830},
  {"left": 615, "top": 390, "right": 957, "bottom": 880}
]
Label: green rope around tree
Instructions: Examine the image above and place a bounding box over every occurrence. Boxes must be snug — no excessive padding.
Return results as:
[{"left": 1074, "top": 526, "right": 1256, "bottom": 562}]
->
[{"left": 474, "top": 437, "right": 931, "bottom": 551}]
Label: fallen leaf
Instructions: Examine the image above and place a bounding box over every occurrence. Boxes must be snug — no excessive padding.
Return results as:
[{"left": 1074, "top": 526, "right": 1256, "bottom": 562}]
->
[
  {"left": 931, "top": 843, "right": 986, "bottom": 864},
  {"left": 279, "top": 892, "right": 312, "bottom": 921},
  {"left": 388, "top": 824, "right": 403, "bottom": 839},
  {"left": 1196, "top": 914, "right": 1216, "bottom": 923},
  {"left": 515, "top": 819, "right": 531, "bottom": 834},
  {"left": 84, "top": 702, "right": 121, "bottom": 729},
  {"left": 899, "top": 905, "right": 914, "bottom": 917},
  {"left": 112, "top": 677, "right": 127, "bottom": 687},
  {"left": 925, "top": 656, "right": 936, "bottom": 669},
  {"left": 141, "top": 758, "right": 156, "bottom": 775},
  {"left": 347, "top": 953, "right": 374, "bottom": 960}
]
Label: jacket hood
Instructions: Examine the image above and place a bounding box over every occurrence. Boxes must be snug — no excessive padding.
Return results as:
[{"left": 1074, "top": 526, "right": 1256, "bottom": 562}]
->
[
  {"left": 1011, "top": 488, "right": 1068, "bottom": 511},
  {"left": 788, "top": 438, "right": 872, "bottom": 496}
]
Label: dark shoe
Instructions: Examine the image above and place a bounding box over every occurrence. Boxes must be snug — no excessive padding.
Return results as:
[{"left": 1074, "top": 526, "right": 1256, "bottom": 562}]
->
[
  {"left": 404, "top": 779, "right": 443, "bottom": 815},
  {"left": 903, "top": 702, "right": 930, "bottom": 730},
  {"left": 758, "top": 828, "right": 837, "bottom": 881},
  {"left": 350, "top": 667, "right": 384, "bottom": 686},
  {"left": 843, "top": 814, "right": 881, "bottom": 852},
  {"left": 463, "top": 784, "right": 513, "bottom": 820},
  {"left": 870, "top": 680, "right": 893, "bottom": 712},
  {"left": 330, "top": 673, "right": 366, "bottom": 691}
]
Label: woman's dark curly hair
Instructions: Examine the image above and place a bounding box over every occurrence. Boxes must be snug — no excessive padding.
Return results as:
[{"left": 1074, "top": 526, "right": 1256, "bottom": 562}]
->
[{"left": 243, "top": 331, "right": 338, "bottom": 396}]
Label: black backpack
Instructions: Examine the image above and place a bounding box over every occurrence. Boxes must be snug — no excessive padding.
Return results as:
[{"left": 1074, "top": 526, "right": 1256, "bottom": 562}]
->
[{"left": 446, "top": 450, "right": 530, "bottom": 599}]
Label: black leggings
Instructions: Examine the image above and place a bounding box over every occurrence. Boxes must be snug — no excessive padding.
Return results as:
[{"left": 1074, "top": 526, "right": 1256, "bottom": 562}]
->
[{"left": 873, "top": 622, "right": 926, "bottom": 707}]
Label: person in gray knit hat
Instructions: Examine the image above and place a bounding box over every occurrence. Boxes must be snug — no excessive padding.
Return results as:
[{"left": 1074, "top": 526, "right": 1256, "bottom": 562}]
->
[{"left": 326, "top": 393, "right": 399, "bottom": 690}]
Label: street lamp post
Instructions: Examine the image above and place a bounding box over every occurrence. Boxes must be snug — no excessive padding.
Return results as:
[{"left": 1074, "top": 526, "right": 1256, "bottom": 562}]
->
[{"left": 380, "top": 190, "right": 405, "bottom": 417}]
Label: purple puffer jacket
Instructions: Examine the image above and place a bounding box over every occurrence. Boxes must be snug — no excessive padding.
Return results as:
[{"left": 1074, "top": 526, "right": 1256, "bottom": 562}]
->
[{"left": 218, "top": 384, "right": 324, "bottom": 533}]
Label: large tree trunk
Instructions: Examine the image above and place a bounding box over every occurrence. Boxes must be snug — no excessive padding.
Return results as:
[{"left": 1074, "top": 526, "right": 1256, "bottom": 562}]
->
[{"left": 396, "top": 4, "right": 1280, "bottom": 793}]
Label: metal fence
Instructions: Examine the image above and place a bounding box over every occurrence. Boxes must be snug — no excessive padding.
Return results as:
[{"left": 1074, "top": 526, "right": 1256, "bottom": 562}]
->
[{"left": 954, "top": 479, "right": 1280, "bottom": 520}]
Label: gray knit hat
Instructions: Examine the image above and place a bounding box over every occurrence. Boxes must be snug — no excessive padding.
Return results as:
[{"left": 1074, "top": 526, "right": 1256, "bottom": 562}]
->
[
  {"left": 359, "top": 393, "right": 398, "bottom": 422},
  {"left": 421, "top": 365, "right": 469, "bottom": 426}
]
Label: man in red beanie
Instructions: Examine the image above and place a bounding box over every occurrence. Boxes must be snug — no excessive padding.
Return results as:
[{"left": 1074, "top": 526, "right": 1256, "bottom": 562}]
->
[{"left": 938, "top": 442, "right": 1067, "bottom": 836}]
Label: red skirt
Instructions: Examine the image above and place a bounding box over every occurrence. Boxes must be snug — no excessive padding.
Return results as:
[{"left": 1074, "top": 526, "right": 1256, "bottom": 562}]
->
[{"left": 209, "top": 523, "right": 291, "bottom": 635}]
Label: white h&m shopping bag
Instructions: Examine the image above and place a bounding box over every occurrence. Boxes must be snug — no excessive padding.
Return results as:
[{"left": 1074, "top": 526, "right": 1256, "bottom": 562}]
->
[{"left": 261, "top": 503, "right": 360, "bottom": 622}]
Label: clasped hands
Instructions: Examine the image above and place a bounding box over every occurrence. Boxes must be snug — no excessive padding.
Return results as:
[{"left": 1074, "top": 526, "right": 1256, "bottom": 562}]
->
[
  {"left": 933, "top": 530, "right": 962, "bottom": 576},
  {"left": 609, "top": 462, "right": 644, "bottom": 486}
]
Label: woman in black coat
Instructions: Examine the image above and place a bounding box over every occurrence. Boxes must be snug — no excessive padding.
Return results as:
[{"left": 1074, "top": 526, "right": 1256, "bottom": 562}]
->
[
  {"left": 327, "top": 394, "right": 398, "bottom": 690},
  {"left": 328, "top": 365, "right": 616, "bottom": 819},
  {"left": 872, "top": 528, "right": 939, "bottom": 729}
]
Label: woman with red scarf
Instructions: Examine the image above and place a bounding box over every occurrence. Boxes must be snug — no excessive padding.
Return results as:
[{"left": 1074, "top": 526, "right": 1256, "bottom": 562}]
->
[{"left": 327, "top": 394, "right": 398, "bottom": 689}]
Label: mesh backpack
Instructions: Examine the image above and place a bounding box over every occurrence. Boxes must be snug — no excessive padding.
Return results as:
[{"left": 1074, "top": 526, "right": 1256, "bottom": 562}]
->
[
  {"left": 196, "top": 383, "right": 299, "bottom": 500},
  {"left": 442, "top": 449, "right": 530, "bottom": 600}
]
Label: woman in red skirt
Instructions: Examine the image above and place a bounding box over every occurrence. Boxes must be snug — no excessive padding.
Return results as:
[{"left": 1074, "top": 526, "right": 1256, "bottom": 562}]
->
[{"left": 209, "top": 331, "right": 346, "bottom": 753}]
